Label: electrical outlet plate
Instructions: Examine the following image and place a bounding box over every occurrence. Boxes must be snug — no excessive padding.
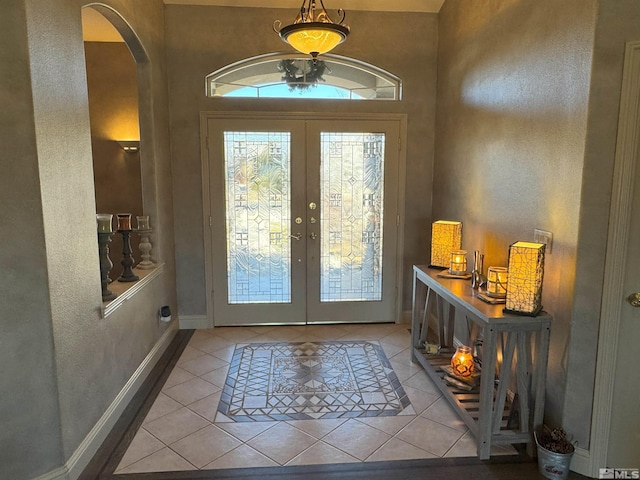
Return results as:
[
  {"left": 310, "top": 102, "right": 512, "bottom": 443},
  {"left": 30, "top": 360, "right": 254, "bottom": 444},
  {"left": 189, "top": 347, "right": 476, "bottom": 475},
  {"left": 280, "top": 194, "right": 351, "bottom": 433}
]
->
[{"left": 534, "top": 229, "right": 553, "bottom": 254}]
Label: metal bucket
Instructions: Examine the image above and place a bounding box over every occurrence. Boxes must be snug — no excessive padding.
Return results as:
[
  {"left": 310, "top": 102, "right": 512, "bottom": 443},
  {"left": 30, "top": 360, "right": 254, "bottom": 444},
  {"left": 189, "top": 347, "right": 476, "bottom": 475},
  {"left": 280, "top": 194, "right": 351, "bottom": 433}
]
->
[{"left": 535, "top": 432, "right": 575, "bottom": 480}]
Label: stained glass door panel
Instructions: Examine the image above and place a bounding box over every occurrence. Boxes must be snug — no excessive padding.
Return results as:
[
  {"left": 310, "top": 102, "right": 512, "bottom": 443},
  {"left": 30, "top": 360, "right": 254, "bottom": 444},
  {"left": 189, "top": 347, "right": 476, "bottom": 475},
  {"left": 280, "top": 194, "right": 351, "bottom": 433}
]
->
[
  {"left": 319, "top": 132, "right": 385, "bottom": 302},
  {"left": 223, "top": 131, "right": 291, "bottom": 304}
]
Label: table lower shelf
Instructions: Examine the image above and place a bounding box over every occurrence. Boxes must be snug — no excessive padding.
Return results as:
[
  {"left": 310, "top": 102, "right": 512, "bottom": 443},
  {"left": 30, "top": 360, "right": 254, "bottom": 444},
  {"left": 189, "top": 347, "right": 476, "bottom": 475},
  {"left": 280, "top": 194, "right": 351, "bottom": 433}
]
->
[{"left": 412, "top": 346, "right": 531, "bottom": 456}]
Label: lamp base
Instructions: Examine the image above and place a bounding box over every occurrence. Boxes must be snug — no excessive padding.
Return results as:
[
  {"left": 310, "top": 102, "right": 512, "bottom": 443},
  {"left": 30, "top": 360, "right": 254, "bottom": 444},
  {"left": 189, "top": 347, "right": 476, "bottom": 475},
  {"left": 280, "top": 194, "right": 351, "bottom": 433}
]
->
[
  {"left": 428, "top": 264, "right": 449, "bottom": 270},
  {"left": 477, "top": 292, "right": 506, "bottom": 305},
  {"left": 503, "top": 306, "right": 543, "bottom": 317}
]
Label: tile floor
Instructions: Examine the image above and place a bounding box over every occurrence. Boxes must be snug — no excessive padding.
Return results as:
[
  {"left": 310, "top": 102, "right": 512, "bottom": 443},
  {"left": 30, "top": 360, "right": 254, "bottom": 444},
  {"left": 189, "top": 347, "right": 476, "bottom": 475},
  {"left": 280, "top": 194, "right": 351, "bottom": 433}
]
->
[{"left": 114, "top": 323, "right": 516, "bottom": 474}]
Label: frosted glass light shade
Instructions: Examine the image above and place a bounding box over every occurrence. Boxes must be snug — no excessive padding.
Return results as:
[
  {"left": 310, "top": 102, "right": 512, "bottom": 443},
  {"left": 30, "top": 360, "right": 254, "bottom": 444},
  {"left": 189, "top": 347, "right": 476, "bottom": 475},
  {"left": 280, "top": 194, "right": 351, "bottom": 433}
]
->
[
  {"left": 449, "top": 250, "right": 467, "bottom": 275},
  {"left": 486, "top": 266, "right": 508, "bottom": 298},
  {"left": 281, "top": 24, "right": 348, "bottom": 56},
  {"left": 430, "top": 220, "right": 462, "bottom": 268},
  {"left": 505, "top": 241, "right": 545, "bottom": 316}
]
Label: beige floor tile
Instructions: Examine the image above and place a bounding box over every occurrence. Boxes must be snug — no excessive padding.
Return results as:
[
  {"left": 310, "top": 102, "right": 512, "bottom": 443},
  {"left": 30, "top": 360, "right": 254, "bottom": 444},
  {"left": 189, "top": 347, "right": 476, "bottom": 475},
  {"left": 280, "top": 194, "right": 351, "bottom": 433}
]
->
[
  {"left": 379, "top": 331, "right": 411, "bottom": 348},
  {"left": 379, "top": 341, "right": 407, "bottom": 359},
  {"left": 285, "top": 418, "right": 347, "bottom": 439},
  {"left": 179, "top": 354, "right": 229, "bottom": 377},
  {"left": 215, "top": 420, "right": 278, "bottom": 442},
  {"left": 321, "top": 419, "right": 391, "bottom": 461},
  {"left": 286, "top": 441, "right": 359, "bottom": 466},
  {"left": 402, "top": 370, "right": 443, "bottom": 396},
  {"left": 144, "top": 407, "right": 210, "bottom": 445},
  {"left": 365, "top": 437, "right": 438, "bottom": 462},
  {"left": 421, "top": 396, "right": 468, "bottom": 432},
  {"left": 115, "top": 428, "right": 165, "bottom": 471},
  {"left": 187, "top": 391, "right": 223, "bottom": 422},
  {"left": 117, "top": 447, "right": 195, "bottom": 473},
  {"left": 247, "top": 422, "right": 317, "bottom": 465},
  {"left": 163, "top": 377, "right": 220, "bottom": 406},
  {"left": 169, "top": 424, "right": 242, "bottom": 468},
  {"left": 189, "top": 335, "right": 235, "bottom": 354},
  {"left": 142, "top": 393, "right": 183, "bottom": 425},
  {"left": 444, "top": 431, "right": 518, "bottom": 457},
  {"left": 354, "top": 414, "right": 414, "bottom": 435},
  {"left": 388, "top": 358, "right": 426, "bottom": 382},
  {"left": 303, "top": 325, "right": 352, "bottom": 340},
  {"left": 261, "top": 326, "right": 309, "bottom": 342},
  {"left": 199, "top": 365, "right": 230, "bottom": 388},
  {"left": 176, "top": 345, "right": 207, "bottom": 365},
  {"left": 161, "top": 366, "right": 196, "bottom": 390},
  {"left": 395, "top": 416, "right": 464, "bottom": 457},
  {"left": 210, "top": 345, "right": 236, "bottom": 362},
  {"left": 401, "top": 385, "right": 440, "bottom": 414},
  {"left": 203, "top": 444, "right": 279, "bottom": 470},
  {"left": 216, "top": 327, "right": 261, "bottom": 343}
]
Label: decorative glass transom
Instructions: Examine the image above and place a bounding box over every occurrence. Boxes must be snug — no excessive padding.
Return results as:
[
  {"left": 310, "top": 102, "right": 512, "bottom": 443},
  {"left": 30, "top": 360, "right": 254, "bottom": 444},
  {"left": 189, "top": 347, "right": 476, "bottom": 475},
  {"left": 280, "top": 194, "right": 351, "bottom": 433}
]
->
[{"left": 206, "top": 53, "right": 401, "bottom": 100}]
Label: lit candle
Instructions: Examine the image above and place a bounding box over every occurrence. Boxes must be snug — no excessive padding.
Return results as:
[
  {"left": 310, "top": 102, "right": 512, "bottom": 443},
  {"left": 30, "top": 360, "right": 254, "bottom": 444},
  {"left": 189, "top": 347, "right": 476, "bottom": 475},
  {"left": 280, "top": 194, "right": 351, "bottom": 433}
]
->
[
  {"left": 96, "top": 214, "right": 113, "bottom": 233},
  {"left": 449, "top": 250, "right": 467, "bottom": 275},
  {"left": 486, "top": 266, "right": 508, "bottom": 298},
  {"left": 451, "top": 345, "right": 475, "bottom": 378},
  {"left": 116, "top": 213, "right": 132, "bottom": 231},
  {"left": 136, "top": 215, "right": 150, "bottom": 230}
]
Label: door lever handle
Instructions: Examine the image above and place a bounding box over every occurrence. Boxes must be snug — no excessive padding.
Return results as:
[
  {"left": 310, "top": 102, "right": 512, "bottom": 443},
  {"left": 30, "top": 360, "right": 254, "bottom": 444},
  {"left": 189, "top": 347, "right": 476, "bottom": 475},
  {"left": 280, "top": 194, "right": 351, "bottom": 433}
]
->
[{"left": 290, "top": 233, "right": 302, "bottom": 241}]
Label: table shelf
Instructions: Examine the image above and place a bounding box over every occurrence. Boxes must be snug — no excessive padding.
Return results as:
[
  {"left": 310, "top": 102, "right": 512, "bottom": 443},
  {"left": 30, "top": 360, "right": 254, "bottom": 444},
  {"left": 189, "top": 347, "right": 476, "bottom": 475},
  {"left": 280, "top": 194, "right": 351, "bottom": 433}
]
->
[{"left": 411, "top": 265, "right": 551, "bottom": 459}]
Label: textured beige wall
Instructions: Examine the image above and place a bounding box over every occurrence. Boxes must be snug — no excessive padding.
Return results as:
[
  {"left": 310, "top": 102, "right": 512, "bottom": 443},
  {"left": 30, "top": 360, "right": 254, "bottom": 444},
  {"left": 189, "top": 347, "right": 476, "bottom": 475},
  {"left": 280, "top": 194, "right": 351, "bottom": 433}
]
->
[
  {"left": 0, "top": 1, "right": 178, "bottom": 476},
  {"left": 436, "top": 0, "right": 597, "bottom": 446},
  {"left": 166, "top": 5, "right": 438, "bottom": 319}
]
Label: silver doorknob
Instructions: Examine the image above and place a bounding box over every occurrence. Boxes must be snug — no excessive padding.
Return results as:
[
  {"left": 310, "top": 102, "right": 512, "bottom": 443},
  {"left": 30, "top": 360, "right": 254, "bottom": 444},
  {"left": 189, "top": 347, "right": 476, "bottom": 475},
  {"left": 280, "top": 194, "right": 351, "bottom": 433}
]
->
[
  {"left": 628, "top": 292, "right": 640, "bottom": 307},
  {"left": 290, "top": 233, "right": 302, "bottom": 241},
  {"left": 309, "top": 232, "right": 317, "bottom": 240}
]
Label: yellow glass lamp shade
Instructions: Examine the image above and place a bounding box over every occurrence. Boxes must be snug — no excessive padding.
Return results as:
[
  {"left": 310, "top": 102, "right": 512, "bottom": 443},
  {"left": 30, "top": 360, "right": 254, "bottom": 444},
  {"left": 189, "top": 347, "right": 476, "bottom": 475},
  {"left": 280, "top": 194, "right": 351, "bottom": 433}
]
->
[
  {"left": 449, "top": 250, "right": 467, "bottom": 275},
  {"left": 280, "top": 23, "right": 348, "bottom": 57},
  {"left": 505, "top": 241, "right": 546, "bottom": 316},
  {"left": 486, "top": 266, "right": 508, "bottom": 298},
  {"left": 430, "top": 220, "right": 462, "bottom": 268},
  {"left": 451, "top": 345, "right": 475, "bottom": 378}
]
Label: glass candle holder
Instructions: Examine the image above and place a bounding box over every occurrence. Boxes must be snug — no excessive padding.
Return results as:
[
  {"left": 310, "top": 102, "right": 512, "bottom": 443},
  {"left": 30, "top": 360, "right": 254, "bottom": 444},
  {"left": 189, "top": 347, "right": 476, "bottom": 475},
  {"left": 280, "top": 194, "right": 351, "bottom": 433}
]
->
[
  {"left": 451, "top": 345, "right": 475, "bottom": 378},
  {"left": 449, "top": 250, "right": 467, "bottom": 275},
  {"left": 96, "top": 213, "right": 113, "bottom": 233},
  {"left": 136, "top": 215, "right": 150, "bottom": 230},
  {"left": 486, "top": 266, "right": 508, "bottom": 298},
  {"left": 116, "top": 213, "right": 132, "bottom": 231}
]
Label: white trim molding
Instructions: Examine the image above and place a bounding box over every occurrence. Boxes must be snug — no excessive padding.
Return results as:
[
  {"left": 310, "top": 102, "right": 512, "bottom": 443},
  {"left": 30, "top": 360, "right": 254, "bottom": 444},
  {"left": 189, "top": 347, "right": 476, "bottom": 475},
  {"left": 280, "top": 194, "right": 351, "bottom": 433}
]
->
[
  {"left": 35, "top": 326, "right": 178, "bottom": 480},
  {"left": 179, "top": 314, "right": 212, "bottom": 329},
  {"left": 585, "top": 40, "right": 640, "bottom": 478}
]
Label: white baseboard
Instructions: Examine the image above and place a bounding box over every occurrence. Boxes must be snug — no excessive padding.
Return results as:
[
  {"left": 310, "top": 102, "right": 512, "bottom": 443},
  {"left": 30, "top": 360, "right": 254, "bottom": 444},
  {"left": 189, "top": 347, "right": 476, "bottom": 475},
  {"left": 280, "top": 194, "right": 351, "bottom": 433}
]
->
[
  {"left": 179, "top": 314, "right": 211, "bottom": 329},
  {"left": 36, "top": 326, "right": 178, "bottom": 480}
]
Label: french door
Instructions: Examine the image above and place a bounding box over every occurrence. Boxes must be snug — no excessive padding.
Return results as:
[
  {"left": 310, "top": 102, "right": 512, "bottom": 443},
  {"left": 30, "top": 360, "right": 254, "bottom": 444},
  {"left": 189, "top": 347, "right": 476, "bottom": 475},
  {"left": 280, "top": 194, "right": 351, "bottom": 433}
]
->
[{"left": 204, "top": 114, "right": 402, "bottom": 326}]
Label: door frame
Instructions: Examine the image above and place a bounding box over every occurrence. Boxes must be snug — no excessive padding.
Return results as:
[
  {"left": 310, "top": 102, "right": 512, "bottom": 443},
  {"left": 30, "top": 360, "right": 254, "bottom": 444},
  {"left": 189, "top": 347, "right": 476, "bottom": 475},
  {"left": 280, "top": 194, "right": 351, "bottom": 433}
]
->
[
  {"left": 200, "top": 111, "right": 408, "bottom": 328},
  {"left": 585, "top": 40, "right": 640, "bottom": 476}
]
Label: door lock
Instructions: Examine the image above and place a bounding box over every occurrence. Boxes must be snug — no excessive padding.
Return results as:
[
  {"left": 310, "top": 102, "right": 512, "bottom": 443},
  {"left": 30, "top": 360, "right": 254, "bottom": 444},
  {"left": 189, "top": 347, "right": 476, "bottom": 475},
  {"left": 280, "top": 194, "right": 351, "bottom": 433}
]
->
[
  {"left": 295, "top": 217, "right": 303, "bottom": 224},
  {"left": 309, "top": 202, "right": 317, "bottom": 210}
]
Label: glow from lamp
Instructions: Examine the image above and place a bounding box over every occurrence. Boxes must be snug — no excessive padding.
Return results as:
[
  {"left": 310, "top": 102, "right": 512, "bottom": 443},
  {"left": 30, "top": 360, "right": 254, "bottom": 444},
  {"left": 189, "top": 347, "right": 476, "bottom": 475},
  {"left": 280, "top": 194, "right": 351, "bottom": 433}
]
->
[
  {"left": 430, "top": 220, "right": 462, "bottom": 268},
  {"left": 505, "top": 241, "right": 545, "bottom": 316},
  {"left": 274, "top": 0, "right": 350, "bottom": 58}
]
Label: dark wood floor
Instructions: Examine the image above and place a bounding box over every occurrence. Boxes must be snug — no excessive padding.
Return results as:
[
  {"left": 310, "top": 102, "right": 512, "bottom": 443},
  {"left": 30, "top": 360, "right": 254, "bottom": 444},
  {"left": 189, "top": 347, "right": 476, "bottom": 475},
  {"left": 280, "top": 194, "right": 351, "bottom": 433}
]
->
[{"left": 81, "top": 329, "right": 590, "bottom": 480}]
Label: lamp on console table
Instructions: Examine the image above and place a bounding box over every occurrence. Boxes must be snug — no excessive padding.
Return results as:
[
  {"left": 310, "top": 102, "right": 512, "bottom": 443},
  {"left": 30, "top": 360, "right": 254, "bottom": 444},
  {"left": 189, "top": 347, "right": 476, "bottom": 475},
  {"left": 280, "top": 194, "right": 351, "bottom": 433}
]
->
[
  {"left": 430, "top": 220, "right": 462, "bottom": 269},
  {"left": 504, "top": 241, "right": 545, "bottom": 316}
]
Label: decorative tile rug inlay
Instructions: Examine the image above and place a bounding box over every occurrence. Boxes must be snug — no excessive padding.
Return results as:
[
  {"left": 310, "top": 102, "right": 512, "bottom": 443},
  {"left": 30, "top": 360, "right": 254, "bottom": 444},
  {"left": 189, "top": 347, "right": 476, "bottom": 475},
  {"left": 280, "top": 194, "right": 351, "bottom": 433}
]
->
[{"left": 216, "top": 341, "right": 413, "bottom": 422}]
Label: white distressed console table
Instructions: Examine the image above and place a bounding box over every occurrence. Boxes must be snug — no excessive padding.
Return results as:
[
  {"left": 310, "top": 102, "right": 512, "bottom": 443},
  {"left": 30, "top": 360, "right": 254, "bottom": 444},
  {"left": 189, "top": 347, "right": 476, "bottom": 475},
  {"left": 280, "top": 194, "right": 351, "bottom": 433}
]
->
[{"left": 411, "top": 265, "right": 551, "bottom": 459}]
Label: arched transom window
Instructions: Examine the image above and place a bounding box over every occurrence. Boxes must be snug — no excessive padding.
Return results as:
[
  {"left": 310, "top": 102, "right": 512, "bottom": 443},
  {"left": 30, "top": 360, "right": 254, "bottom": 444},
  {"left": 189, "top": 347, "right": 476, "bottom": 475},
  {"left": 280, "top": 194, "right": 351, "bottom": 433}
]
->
[{"left": 205, "top": 53, "right": 402, "bottom": 100}]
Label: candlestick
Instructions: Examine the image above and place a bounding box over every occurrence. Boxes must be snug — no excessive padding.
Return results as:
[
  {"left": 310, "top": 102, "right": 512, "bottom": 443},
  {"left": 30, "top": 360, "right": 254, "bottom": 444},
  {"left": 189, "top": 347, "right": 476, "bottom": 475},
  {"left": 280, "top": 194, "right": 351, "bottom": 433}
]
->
[
  {"left": 136, "top": 215, "right": 150, "bottom": 230},
  {"left": 137, "top": 228, "right": 155, "bottom": 269},
  {"left": 97, "top": 232, "right": 117, "bottom": 301},
  {"left": 117, "top": 229, "right": 139, "bottom": 282}
]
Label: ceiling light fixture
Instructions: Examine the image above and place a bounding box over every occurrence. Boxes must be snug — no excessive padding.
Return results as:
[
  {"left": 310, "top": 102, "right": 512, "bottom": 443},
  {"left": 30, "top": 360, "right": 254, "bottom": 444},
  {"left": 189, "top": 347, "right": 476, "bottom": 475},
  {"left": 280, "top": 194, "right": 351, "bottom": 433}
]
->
[{"left": 273, "top": 0, "right": 350, "bottom": 60}]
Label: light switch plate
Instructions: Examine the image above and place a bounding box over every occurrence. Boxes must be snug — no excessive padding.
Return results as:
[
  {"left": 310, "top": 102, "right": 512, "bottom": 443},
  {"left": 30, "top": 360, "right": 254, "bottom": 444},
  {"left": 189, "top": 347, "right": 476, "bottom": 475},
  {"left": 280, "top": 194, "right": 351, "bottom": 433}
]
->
[{"left": 534, "top": 229, "right": 553, "bottom": 254}]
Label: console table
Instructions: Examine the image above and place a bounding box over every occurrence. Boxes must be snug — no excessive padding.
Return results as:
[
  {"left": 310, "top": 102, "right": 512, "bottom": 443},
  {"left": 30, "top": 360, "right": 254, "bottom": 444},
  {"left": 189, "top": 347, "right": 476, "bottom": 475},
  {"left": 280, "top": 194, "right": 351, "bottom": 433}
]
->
[{"left": 411, "top": 265, "right": 551, "bottom": 459}]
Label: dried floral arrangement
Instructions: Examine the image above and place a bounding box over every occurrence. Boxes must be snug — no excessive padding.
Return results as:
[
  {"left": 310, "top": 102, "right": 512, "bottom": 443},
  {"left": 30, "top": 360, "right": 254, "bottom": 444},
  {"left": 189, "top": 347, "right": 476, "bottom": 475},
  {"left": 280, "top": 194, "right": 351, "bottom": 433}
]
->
[{"left": 536, "top": 425, "right": 575, "bottom": 454}]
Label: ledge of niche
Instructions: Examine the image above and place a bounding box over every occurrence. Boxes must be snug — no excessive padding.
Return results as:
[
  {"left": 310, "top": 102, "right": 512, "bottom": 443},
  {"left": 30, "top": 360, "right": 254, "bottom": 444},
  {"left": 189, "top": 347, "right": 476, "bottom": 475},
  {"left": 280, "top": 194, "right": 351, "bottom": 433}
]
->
[{"left": 102, "top": 263, "right": 165, "bottom": 318}]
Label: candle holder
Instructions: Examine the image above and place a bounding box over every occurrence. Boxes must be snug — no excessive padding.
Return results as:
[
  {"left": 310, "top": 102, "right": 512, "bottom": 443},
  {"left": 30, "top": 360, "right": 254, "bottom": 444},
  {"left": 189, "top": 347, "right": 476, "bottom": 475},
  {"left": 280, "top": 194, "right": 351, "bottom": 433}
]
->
[
  {"left": 98, "top": 232, "right": 117, "bottom": 301},
  {"left": 116, "top": 214, "right": 139, "bottom": 282},
  {"left": 449, "top": 250, "right": 468, "bottom": 276},
  {"left": 136, "top": 228, "right": 155, "bottom": 269}
]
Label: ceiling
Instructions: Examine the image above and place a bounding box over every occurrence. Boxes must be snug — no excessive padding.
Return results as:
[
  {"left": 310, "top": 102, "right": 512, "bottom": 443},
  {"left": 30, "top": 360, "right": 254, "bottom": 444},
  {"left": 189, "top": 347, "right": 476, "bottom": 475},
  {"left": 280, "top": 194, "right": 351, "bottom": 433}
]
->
[{"left": 82, "top": 0, "right": 444, "bottom": 42}]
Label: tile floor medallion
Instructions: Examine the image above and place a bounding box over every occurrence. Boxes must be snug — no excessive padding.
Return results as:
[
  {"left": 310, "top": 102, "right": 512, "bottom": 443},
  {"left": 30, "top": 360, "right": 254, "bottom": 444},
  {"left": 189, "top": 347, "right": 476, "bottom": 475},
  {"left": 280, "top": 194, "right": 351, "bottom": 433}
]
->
[{"left": 216, "top": 341, "right": 412, "bottom": 422}]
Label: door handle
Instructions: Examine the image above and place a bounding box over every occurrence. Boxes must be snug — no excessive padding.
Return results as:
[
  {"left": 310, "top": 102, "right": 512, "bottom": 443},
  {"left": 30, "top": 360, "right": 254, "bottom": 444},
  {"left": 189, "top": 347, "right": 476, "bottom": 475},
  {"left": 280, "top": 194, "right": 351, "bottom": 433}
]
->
[
  {"left": 309, "top": 232, "right": 317, "bottom": 240},
  {"left": 627, "top": 292, "right": 640, "bottom": 307},
  {"left": 290, "top": 233, "right": 302, "bottom": 241}
]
